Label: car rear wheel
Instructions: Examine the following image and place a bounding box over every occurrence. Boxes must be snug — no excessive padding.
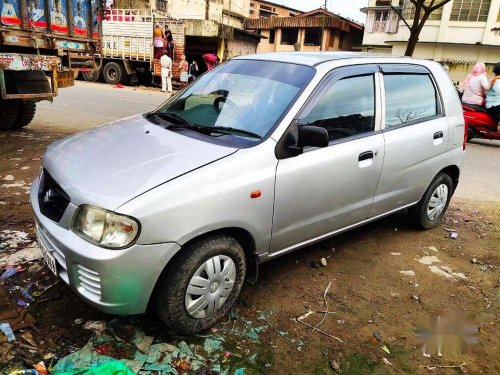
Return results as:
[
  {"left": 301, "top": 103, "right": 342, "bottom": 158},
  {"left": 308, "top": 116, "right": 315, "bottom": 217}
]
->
[
  {"left": 410, "top": 173, "right": 453, "bottom": 229},
  {"left": 155, "top": 235, "right": 246, "bottom": 334}
]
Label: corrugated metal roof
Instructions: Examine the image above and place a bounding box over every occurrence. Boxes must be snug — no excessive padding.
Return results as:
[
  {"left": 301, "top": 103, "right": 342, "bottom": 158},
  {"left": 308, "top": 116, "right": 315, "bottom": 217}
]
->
[{"left": 245, "top": 15, "right": 351, "bottom": 32}]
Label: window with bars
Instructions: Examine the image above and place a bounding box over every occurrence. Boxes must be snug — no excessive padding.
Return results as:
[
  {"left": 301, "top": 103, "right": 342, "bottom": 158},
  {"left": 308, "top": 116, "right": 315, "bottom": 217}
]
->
[
  {"left": 402, "top": 0, "right": 443, "bottom": 21},
  {"left": 450, "top": 0, "right": 492, "bottom": 22}
]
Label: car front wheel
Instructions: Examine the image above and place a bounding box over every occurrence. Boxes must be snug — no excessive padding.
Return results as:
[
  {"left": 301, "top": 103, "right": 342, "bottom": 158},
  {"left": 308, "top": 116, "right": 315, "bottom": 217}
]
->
[
  {"left": 410, "top": 172, "right": 453, "bottom": 229},
  {"left": 155, "top": 235, "right": 246, "bottom": 334}
]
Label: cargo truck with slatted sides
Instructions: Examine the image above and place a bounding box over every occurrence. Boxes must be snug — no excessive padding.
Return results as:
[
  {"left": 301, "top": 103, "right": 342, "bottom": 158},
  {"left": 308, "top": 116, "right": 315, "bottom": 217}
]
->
[
  {"left": 0, "top": 0, "right": 102, "bottom": 131},
  {"left": 80, "top": 8, "right": 185, "bottom": 86}
]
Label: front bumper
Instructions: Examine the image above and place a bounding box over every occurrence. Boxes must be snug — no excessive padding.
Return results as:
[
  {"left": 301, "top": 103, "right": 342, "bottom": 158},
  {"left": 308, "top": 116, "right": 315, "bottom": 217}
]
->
[{"left": 30, "top": 177, "right": 181, "bottom": 315}]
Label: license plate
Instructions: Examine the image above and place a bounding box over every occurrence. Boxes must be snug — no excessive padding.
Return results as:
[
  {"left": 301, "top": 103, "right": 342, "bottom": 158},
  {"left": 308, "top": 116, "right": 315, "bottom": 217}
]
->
[
  {"left": 57, "top": 70, "right": 75, "bottom": 88},
  {"left": 38, "top": 233, "right": 57, "bottom": 276}
]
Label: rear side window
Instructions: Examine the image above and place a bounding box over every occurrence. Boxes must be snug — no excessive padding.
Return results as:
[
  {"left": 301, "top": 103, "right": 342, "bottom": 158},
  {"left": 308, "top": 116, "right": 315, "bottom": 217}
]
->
[
  {"left": 298, "top": 74, "right": 375, "bottom": 143},
  {"left": 384, "top": 74, "right": 438, "bottom": 128}
]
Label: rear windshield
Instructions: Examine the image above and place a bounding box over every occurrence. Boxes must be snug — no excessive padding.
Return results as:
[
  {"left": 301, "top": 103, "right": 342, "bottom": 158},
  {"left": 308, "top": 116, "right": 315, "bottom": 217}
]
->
[{"left": 154, "top": 60, "right": 315, "bottom": 144}]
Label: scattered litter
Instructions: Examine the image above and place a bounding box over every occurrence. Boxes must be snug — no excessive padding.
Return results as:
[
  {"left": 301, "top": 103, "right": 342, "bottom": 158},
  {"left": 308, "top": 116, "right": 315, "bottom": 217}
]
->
[
  {"left": 412, "top": 295, "right": 419, "bottom": 302},
  {"left": 381, "top": 345, "right": 391, "bottom": 354},
  {"left": 418, "top": 255, "right": 441, "bottom": 265},
  {"left": 382, "top": 357, "right": 393, "bottom": 366},
  {"left": 34, "top": 361, "right": 48, "bottom": 375},
  {"left": 1, "top": 267, "right": 18, "bottom": 280},
  {"left": 400, "top": 270, "right": 415, "bottom": 276},
  {"left": 329, "top": 358, "right": 341, "bottom": 372},
  {"left": 17, "top": 299, "right": 29, "bottom": 307},
  {"left": 3, "top": 175, "right": 14, "bottom": 181},
  {"left": 114, "top": 84, "right": 125, "bottom": 88},
  {"left": 83, "top": 320, "right": 107, "bottom": 336},
  {"left": 471, "top": 258, "right": 477, "bottom": 264},
  {"left": 74, "top": 318, "right": 84, "bottom": 325},
  {"left": 20, "top": 331, "right": 37, "bottom": 347},
  {"left": 320, "top": 258, "right": 327, "bottom": 267},
  {"left": 20, "top": 283, "right": 34, "bottom": 302},
  {"left": 450, "top": 232, "right": 458, "bottom": 240},
  {"left": 390, "top": 252, "right": 401, "bottom": 256},
  {"left": 479, "top": 265, "right": 488, "bottom": 271},
  {"left": 21, "top": 166, "right": 30, "bottom": 170},
  {"left": 0, "top": 322, "right": 16, "bottom": 342},
  {"left": 373, "top": 331, "right": 382, "bottom": 342},
  {"left": 422, "top": 362, "right": 467, "bottom": 373},
  {"left": 428, "top": 265, "right": 467, "bottom": 279},
  {"left": 443, "top": 228, "right": 457, "bottom": 232},
  {"left": 427, "top": 246, "right": 438, "bottom": 252},
  {"left": 0, "top": 243, "right": 43, "bottom": 267},
  {"left": 28, "top": 263, "right": 43, "bottom": 273}
]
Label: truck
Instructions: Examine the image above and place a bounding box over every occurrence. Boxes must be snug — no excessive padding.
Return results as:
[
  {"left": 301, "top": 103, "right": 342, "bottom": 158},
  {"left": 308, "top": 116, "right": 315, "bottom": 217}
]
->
[
  {"left": 0, "top": 0, "right": 101, "bottom": 131},
  {"left": 80, "top": 7, "right": 185, "bottom": 86}
]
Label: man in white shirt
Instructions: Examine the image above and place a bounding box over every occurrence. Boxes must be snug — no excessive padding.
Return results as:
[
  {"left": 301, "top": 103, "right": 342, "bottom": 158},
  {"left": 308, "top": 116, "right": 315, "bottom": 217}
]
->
[{"left": 160, "top": 51, "right": 173, "bottom": 93}]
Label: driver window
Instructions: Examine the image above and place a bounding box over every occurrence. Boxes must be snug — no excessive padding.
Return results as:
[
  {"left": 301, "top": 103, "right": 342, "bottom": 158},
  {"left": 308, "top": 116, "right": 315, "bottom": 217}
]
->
[{"left": 298, "top": 74, "right": 376, "bottom": 143}]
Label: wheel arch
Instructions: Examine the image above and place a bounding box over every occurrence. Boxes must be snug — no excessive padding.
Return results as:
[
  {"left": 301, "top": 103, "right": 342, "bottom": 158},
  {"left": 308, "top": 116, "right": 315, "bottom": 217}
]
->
[{"left": 439, "top": 165, "right": 460, "bottom": 194}]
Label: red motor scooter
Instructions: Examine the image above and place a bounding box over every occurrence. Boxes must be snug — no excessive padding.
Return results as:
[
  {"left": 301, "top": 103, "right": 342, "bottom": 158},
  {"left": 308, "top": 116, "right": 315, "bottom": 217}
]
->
[{"left": 463, "top": 103, "right": 500, "bottom": 141}]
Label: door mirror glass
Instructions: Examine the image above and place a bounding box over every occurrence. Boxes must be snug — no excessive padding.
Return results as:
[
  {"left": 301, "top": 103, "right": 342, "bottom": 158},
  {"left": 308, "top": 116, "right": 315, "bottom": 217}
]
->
[{"left": 298, "top": 125, "right": 329, "bottom": 148}]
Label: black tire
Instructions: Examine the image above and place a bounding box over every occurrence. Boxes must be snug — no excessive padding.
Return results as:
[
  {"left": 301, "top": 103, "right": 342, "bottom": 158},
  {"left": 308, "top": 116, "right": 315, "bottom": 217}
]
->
[
  {"left": 13, "top": 100, "right": 36, "bottom": 129},
  {"left": 155, "top": 235, "right": 246, "bottom": 334},
  {"left": 82, "top": 61, "right": 102, "bottom": 82},
  {"left": 0, "top": 99, "right": 20, "bottom": 130},
  {"left": 467, "top": 128, "right": 475, "bottom": 142},
  {"left": 103, "top": 62, "right": 126, "bottom": 85},
  {"left": 410, "top": 173, "right": 454, "bottom": 230}
]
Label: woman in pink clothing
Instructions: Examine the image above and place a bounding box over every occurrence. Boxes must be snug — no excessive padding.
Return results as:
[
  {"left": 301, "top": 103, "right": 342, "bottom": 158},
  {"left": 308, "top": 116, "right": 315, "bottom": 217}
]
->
[{"left": 461, "top": 63, "right": 490, "bottom": 106}]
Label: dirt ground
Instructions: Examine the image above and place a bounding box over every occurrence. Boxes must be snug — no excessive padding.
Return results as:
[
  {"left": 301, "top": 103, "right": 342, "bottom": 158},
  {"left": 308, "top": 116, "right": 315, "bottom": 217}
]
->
[{"left": 0, "top": 126, "right": 499, "bottom": 374}]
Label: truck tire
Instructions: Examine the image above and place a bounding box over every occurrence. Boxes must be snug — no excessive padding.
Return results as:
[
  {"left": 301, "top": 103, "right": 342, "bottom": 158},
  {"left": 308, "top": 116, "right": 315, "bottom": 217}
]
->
[
  {"left": 103, "top": 62, "right": 126, "bottom": 85},
  {"left": 13, "top": 100, "right": 37, "bottom": 129},
  {"left": 155, "top": 235, "right": 246, "bottom": 334},
  {"left": 82, "top": 61, "right": 102, "bottom": 82},
  {"left": 0, "top": 99, "right": 19, "bottom": 130}
]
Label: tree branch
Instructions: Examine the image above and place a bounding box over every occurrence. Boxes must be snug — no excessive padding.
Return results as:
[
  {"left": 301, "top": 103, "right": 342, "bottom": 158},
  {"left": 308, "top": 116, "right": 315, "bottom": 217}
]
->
[
  {"left": 391, "top": 5, "right": 411, "bottom": 30},
  {"left": 429, "top": 0, "right": 452, "bottom": 12}
]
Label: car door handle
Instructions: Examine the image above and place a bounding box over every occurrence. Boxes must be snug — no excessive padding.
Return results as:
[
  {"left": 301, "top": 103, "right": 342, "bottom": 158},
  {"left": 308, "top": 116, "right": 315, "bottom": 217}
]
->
[
  {"left": 433, "top": 131, "right": 444, "bottom": 140},
  {"left": 358, "top": 151, "right": 374, "bottom": 161}
]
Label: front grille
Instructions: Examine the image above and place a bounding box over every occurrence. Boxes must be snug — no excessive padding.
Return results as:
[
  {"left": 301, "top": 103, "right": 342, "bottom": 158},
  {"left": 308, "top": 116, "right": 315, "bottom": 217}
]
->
[
  {"left": 76, "top": 264, "right": 102, "bottom": 299},
  {"left": 38, "top": 169, "right": 70, "bottom": 222}
]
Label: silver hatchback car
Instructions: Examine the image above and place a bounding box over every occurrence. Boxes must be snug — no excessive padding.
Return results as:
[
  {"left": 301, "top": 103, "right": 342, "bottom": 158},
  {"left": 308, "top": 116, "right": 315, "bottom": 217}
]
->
[{"left": 31, "top": 52, "right": 465, "bottom": 334}]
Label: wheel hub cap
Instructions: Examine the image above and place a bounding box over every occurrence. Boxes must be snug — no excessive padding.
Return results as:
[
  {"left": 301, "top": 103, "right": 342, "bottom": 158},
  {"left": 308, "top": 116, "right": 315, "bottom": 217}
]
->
[
  {"left": 427, "top": 183, "right": 448, "bottom": 221},
  {"left": 185, "top": 255, "right": 236, "bottom": 319}
]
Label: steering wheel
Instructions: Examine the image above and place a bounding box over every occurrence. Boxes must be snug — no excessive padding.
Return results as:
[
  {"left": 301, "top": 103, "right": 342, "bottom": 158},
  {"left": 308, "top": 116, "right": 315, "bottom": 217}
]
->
[{"left": 214, "top": 96, "right": 237, "bottom": 113}]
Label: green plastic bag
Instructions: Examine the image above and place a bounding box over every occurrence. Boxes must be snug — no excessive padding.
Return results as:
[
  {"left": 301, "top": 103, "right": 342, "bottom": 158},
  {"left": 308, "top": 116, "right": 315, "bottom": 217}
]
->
[{"left": 53, "top": 361, "right": 135, "bottom": 375}]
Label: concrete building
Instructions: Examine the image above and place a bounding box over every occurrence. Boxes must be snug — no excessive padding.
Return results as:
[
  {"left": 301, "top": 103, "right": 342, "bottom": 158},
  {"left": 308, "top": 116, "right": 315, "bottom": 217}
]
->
[
  {"left": 246, "top": 8, "right": 364, "bottom": 53},
  {"left": 361, "top": 0, "right": 500, "bottom": 81},
  {"left": 249, "top": 0, "right": 303, "bottom": 19}
]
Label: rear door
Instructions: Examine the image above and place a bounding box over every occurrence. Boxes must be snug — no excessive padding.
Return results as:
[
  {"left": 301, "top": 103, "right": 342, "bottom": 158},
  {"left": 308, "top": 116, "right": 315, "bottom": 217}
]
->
[{"left": 369, "top": 64, "right": 448, "bottom": 218}]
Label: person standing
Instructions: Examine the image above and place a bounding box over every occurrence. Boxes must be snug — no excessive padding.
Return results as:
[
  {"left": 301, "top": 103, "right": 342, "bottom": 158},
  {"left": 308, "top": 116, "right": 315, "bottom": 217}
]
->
[
  {"left": 160, "top": 51, "right": 173, "bottom": 93},
  {"left": 179, "top": 55, "right": 189, "bottom": 88},
  {"left": 153, "top": 24, "right": 164, "bottom": 60},
  {"left": 164, "top": 25, "right": 174, "bottom": 59},
  {"left": 188, "top": 60, "right": 199, "bottom": 82},
  {"left": 461, "top": 63, "right": 490, "bottom": 106},
  {"left": 486, "top": 63, "right": 500, "bottom": 121},
  {"left": 202, "top": 53, "right": 218, "bottom": 71}
]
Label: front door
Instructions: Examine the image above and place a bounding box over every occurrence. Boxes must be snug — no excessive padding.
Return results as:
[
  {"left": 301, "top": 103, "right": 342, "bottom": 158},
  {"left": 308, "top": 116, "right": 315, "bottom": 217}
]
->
[{"left": 270, "top": 66, "right": 385, "bottom": 253}]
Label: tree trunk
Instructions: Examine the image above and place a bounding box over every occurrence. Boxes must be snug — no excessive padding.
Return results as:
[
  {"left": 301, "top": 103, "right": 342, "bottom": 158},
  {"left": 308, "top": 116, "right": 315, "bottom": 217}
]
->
[{"left": 405, "top": 31, "right": 420, "bottom": 56}]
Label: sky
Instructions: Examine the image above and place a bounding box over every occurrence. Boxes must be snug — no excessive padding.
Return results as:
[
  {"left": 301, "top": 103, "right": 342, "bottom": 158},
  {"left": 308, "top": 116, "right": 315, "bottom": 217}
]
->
[{"left": 271, "top": 0, "right": 369, "bottom": 23}]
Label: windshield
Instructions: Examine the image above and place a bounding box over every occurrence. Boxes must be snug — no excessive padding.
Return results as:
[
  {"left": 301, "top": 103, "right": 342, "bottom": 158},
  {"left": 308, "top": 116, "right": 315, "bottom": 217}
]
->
[{"left": 154, "top": 60, "right": 315, "bottom": 144}]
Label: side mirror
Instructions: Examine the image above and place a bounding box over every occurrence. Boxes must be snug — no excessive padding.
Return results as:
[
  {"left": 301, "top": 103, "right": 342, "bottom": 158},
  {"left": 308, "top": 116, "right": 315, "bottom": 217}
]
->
[{"left": 288, "top": 125, "right": 329, "bottom": 155}]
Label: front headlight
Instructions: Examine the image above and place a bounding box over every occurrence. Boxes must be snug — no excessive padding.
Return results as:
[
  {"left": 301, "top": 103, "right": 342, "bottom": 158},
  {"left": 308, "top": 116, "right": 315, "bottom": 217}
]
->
[{"left": 71, "top": 205, "right": 140, "bottom": 249}]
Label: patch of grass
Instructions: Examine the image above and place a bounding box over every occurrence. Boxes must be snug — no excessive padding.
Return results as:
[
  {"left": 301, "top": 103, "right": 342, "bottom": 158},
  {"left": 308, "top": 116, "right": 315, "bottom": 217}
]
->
[{"left": 340, "top": 353, "right": 375, "bottom": 374}]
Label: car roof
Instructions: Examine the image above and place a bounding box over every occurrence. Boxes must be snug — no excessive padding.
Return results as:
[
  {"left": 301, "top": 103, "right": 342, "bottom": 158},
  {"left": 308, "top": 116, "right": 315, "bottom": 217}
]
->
[{"left": 234, "top": 52, "right": 417, "bottom": 67}]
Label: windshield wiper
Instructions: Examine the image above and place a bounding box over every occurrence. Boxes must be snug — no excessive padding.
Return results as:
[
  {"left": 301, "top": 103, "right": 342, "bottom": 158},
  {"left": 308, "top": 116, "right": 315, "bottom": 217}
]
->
[
  {"left": 155, "top": 112, "right": 190, "bottom": 125},
  {"left": 168, "top": 124, "right": 262, "bottom": 140},
  {"left": 209, "top": 126, "right": 262, "bottom": 139}
]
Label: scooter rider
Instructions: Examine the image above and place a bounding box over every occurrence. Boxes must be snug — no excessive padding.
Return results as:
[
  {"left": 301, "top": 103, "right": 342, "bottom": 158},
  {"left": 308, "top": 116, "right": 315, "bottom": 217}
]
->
[{"left": 486, "top": 63, "right": 500, "bottom": 121}]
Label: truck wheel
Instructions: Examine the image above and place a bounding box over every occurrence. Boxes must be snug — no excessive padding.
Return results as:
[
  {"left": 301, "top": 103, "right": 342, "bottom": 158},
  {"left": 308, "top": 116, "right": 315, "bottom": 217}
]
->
[
  {"left": 82, "top": 61, "right": 102, "bottom": 82},
  {"left": 155, "top": 235, "right": 246, "bottom": 334},
  {"left": 410, "top": 173, "right": 453, "bottom": 230},
  {"left": 13, "top": 100, "right": 36, "bottom": 129},
  {"left": 0, "top": 99, "right": 19, "bottom": 130},
  {"left": 103, "top": 62, "right": 126, "bottom": 85}
]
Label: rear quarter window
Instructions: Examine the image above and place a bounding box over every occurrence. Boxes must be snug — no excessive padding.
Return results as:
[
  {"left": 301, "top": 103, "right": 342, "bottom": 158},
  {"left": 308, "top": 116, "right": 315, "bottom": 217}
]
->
[{"left": 384, "top": 74, "right": 439, "bottom": 128}]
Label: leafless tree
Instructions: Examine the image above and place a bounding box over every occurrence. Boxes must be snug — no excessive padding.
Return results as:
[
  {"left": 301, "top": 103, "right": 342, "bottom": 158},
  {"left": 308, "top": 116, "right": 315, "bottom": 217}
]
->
[
  {"left": 391, "top": 0, "right": 452, "bottom": 56},
  {"left": 395, "top": 106, "right": 431, "bottom": 123}
]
